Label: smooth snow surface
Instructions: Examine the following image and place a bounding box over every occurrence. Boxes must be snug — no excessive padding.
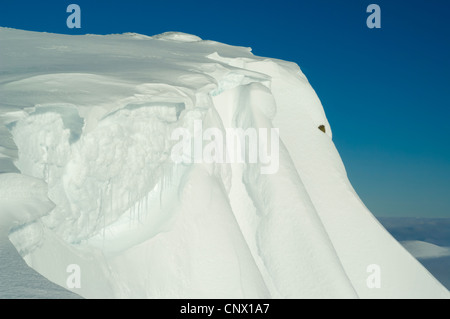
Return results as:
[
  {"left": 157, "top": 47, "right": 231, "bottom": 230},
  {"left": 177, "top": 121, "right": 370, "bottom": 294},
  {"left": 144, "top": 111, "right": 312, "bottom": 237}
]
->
[{"left": 0, "top": 28, "right": 448, "bottom": 298}]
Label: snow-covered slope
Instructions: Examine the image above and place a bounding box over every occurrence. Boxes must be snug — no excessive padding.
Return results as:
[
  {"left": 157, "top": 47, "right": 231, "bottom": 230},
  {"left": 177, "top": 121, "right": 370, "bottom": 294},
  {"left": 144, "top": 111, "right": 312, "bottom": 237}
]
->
[
  {"left": 0, "top": 28, "right": 448, "bottom": 298},
  {"left": 0, "top": 173, "right": 81, "bottom": 298}
]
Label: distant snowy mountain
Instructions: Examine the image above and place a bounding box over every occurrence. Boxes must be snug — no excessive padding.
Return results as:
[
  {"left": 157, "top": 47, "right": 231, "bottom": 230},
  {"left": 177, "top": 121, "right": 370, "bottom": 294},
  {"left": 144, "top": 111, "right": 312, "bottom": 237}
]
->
[
  {"left": 378, "top": 217, "right": 450, "bottom": 290},
  {"left": 401, "top": 241, "right": 450, "bottom": 259},
  {"left": 0, "top": 28, "right": 448, "bottom": 299}
]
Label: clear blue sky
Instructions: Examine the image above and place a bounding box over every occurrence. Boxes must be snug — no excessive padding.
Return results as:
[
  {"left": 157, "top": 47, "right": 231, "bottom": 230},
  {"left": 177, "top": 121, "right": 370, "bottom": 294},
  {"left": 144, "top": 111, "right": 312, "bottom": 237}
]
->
[{"left": 1, "top": 0, "right": 449, "bottom": 217}]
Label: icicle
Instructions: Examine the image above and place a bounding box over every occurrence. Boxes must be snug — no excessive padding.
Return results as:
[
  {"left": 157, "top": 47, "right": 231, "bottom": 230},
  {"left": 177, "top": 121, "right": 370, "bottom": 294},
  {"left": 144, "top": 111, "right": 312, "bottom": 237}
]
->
[
  {"left": 159, "top": 176, "right": 163, "bottom": 208},
  {"left": 110, "top": 179, "right": 114, "bottom": 219},
  {"left": 127, "top": 191, "right": 132, "bottom": 228},
  {"left": 138, "top": 197, "right": 141, "bottom": 223}
]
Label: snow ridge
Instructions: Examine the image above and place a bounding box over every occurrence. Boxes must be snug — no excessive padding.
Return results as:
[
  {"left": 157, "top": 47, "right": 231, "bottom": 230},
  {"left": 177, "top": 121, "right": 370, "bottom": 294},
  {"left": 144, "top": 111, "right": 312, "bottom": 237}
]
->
[{"left": 0, "top": 28, "right": 448, "bottom": 298}]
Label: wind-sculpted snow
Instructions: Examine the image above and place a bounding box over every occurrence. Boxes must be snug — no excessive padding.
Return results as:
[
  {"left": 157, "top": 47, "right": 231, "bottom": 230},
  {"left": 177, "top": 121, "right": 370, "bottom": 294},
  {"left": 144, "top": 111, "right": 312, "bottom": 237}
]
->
[
  {"left": 0, "top": 28, "right": 448, "bottom": 298},
  {"left": 0, "top": 173, "right": 54, "bottom": 230}
]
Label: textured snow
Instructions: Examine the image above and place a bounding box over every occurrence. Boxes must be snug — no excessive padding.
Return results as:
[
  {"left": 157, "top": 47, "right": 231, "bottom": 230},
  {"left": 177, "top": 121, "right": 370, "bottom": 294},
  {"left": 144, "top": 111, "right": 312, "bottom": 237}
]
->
[
  {"left": 0, "top": 173, "right": 81, "bottom": 298},
  {"left": 0, "top": 28, "right": 448, "bottom": 299}
]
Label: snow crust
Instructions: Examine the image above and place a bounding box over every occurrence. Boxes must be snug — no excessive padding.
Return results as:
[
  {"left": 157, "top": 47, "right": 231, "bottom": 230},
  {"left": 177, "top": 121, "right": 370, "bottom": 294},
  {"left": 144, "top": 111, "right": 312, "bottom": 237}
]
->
[{"left": 0, "top": 28, "right": 448, "bottom": 298}]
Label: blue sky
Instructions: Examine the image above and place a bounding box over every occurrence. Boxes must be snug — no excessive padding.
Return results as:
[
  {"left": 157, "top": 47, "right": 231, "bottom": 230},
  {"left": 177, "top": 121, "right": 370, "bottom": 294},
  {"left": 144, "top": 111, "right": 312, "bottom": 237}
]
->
[{"left": 1, "top": 0, "right": 449, "bottom": 217}]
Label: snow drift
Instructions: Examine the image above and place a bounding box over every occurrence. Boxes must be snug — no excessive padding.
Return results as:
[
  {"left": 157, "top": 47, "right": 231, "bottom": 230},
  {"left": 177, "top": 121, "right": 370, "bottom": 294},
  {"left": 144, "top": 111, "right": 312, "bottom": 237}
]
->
[{"left": 0, "top": 28, "right": 448, "bottom": 298}]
